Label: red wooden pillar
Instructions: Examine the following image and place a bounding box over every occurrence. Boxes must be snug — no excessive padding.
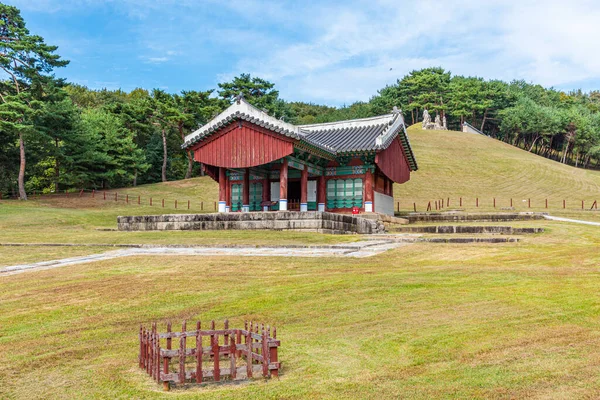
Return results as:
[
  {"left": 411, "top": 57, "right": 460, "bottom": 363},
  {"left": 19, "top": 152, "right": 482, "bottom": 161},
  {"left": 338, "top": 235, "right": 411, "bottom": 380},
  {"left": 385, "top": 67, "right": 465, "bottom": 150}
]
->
[
  {"left": 318, "top": 175, "right": 326, "bottom": 212},
  {"left": 262, "top": 177, "right": 270, "bottom": 211},
  {"left": 279, "top": 159, "right": 288, "bottom": 211},
  {"left": 364, "top": 169, "right": 374, "bottom": 212},
  {"left": 300, "top": 165, "right": 308, "bottom": 212},
  {"left": 242, "top": 168, "right": 250, "bottom": 212},
  {"left": 218, "top": 167, "right": 226, "bottom": 212}
]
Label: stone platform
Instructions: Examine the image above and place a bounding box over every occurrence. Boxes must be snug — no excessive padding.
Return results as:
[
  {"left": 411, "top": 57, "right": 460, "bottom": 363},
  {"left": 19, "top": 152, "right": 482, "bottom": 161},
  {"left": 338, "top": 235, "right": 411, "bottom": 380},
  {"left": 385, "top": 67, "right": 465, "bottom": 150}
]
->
[{"left": 117, "top": 211, "right": 385, "bottom": 234}]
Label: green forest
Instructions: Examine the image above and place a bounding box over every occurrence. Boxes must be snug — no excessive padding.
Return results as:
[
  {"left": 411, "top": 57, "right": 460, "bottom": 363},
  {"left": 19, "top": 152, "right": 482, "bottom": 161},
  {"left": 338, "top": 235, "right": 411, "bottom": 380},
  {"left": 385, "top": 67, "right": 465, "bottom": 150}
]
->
[{"left": 2, "top": 4, "right": 600, "bottom": 199}]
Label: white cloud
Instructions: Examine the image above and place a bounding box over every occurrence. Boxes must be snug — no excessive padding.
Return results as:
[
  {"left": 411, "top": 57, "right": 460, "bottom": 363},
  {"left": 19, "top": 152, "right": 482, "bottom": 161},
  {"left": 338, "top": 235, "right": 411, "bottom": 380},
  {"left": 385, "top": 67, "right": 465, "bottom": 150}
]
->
[
  {"left": 498, "top": 1, "right": 600, "bottom": 87},
  {"left": 144, "top": 57, "right": 169, "bottom": 64},
  {"left": 10, "top": 0, "right": 600, "bottom": 103},
  {"left": 222, "top": 0, "right": 600, "bottom": 103}
]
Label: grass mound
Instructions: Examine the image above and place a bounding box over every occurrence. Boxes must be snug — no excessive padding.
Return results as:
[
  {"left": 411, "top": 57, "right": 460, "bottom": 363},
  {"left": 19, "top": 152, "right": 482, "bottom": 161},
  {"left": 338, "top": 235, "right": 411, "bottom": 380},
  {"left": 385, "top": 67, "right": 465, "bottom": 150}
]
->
[{"left": 397, "top": 125, "right": 600, "bottom": 212}]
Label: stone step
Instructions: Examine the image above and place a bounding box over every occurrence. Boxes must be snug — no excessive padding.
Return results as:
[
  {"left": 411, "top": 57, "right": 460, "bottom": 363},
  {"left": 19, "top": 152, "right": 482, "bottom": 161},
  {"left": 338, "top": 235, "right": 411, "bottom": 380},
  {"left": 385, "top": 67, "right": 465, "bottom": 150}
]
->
[
  {"left": 391, "top": 226, "right": 544, "bottom": 234},
  {"left": 367, "top": 234, "right": 522, "bottom": 243},
  {"left": 360, "top": 213, "right": 409, "bottom": 225},
  {"left": 405, "top": 212, "right": 547, "bottom": 224},
  {"left": 421, "top": 237, "right": 520, "bottom": 243},
  {"left": 381, "top": 236, "right": 520, "bottom": 244}
]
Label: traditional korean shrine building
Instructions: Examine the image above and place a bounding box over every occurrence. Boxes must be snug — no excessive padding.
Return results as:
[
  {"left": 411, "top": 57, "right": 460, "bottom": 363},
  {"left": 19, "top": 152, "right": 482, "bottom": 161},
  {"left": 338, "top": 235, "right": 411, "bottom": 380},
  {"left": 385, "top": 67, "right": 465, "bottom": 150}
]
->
[{"left": 182, "top": 96, "right": 418, "bottom": 216}]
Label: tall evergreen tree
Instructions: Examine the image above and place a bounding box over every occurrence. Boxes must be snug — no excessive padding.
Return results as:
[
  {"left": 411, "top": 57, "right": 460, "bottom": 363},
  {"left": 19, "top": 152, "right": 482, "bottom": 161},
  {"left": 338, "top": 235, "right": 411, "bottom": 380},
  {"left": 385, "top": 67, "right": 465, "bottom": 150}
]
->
[
  {"left": 405, "top": 67, "right": 451, "bottom": 119},
  {"left": 217, "top": 73, "right": 293, "bottom": 120},
  {"left": 78, "top": 108, "right": 148, "bottom": 188},
  {"left": 172, "top": 90, "right": 223, "bottom": 179},
  {"left": 32, "top": 97, "right": 79, "bottom": 192},
  {"left": 0, "top": 4, "right": 68, "bottom": 199}
]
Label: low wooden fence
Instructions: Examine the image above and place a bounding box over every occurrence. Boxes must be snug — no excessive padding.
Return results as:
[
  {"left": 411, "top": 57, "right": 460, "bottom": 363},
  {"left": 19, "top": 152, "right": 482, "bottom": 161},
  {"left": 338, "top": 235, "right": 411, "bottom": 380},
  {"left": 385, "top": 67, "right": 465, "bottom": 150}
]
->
[
  {"left": 395, "top": 197, "right": 600, "bottom": 213},
  {"left": 139, "top": 320, "right": 280, "bottom": 391},
  {"left": 5, "top": 189, "right": 599, "bottom": 215},
  {"left": 0, "top": 189, "right": 219, "bottom": 213}
]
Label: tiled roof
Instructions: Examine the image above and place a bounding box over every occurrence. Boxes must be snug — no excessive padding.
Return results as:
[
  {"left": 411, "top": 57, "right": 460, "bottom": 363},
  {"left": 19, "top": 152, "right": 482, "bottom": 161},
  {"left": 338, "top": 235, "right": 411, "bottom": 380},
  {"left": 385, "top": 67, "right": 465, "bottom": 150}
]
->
[
  {"left": 183, "top": 98, "right": 300, "bottom": 148},
  {"left": 183, "top": 98, "right": 417, "bottom": 171},
  {"left": 299, "top": 114, "right": 396, "bottom": 153},
  {"left": 299, "top": 110, "right": 417, "bottom": 171}
]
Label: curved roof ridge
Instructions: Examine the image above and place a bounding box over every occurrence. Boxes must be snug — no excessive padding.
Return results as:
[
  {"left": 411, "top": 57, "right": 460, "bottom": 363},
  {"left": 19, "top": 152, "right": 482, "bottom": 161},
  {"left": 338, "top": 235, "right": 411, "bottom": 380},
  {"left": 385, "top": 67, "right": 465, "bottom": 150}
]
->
[
  {"left": 298, "top": 114, "right": 394, "bottom": 131},
  {"left": 375, "top": 112, "right": 404, "bottom": 148},
  {"left": 183, "top": 97, "right": 300, "bottom": 147},
  {"left": 182, "top": 100, "right": 417, "bottom": 171}
]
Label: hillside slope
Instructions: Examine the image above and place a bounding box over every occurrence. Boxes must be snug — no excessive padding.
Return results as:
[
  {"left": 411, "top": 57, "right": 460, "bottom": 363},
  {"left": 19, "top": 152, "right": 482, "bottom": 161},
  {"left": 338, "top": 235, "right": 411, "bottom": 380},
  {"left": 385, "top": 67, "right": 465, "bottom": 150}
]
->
[{"left": 397, "top": 125, "right": 600, "bottom": 209}]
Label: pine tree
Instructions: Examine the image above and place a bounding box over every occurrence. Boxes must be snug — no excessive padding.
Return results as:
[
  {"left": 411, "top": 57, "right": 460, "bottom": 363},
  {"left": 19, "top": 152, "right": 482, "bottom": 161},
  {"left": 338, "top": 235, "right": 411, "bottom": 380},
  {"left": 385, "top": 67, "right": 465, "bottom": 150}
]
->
[
  {"left": 0, "top": 4, "right": 68, "bottom": 199},
  {"left": 217, "top": 73, "right": 293, "bottom": 120},
  {"left": 173, "top": 90, "right": 223, "bottom": 179}
]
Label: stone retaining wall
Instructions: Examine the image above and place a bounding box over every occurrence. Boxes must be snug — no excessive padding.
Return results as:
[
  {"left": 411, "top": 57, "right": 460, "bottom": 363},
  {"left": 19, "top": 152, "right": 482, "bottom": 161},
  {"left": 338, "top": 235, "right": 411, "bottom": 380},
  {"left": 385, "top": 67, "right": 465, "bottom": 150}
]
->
[
  {"left": 117, "top": 211, "right": 384, "bottom": 234},
  {"left": 406, "top": 212, "right": 547, "bottom": 224}
]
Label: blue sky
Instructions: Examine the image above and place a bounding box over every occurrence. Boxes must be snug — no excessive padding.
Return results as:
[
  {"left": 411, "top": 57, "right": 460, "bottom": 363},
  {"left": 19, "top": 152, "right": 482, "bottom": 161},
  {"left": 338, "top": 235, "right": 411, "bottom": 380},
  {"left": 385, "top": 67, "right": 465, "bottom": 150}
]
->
[{"left": 8, "top": 0, "right": 600, "bottom": 106}]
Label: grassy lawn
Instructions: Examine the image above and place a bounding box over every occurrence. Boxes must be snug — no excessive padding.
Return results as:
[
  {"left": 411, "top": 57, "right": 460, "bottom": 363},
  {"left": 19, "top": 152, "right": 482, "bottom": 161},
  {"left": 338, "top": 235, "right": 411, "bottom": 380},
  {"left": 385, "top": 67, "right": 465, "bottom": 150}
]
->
[{"left": 1, "top": 221, "right": 600, "bottom": 399}]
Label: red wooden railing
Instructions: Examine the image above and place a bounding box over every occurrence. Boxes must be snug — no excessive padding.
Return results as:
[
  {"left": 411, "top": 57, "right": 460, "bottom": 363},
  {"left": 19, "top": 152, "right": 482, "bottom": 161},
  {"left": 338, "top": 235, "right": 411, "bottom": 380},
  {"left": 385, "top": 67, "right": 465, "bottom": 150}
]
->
[{"left": 139, "top": 320, "right": 280, "bottom": 391}]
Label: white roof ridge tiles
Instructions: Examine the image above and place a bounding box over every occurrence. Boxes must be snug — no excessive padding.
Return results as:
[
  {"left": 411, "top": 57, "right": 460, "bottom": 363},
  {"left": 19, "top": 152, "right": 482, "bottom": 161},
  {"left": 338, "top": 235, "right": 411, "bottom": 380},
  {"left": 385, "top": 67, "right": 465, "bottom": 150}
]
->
[
  {"left": 183, "top": 97, "right": 300, "bottom": 145},
  {"left": 298, "top": 114, "right": 395, "bottom": 131},
  {"left": 375, "top": 111, "right": 405, "bottom": 148}
]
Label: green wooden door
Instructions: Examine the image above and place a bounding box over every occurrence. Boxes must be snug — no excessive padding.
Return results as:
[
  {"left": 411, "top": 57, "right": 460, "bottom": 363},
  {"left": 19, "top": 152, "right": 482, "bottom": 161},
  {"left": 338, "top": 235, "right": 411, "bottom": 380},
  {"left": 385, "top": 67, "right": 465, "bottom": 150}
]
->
[
  {"left": 326, "top": 178, "right": 363, "bottom": 209},
  {"left": 250, "top": 182, "right": 263, "bottom": 211},
  {"left": 231, "top": 184, "right": 242, "bottom": 211}
]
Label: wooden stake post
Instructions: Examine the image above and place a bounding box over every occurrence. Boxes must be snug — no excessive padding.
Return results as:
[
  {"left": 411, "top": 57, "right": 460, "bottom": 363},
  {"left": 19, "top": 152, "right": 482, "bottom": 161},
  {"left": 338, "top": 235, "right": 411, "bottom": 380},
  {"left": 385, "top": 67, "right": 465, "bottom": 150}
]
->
[
  {"left": 179, "top": 321, "right": 186, "bottom": 384},
  {"left": 164, "top": 322, "right": 171, "bottom": 391},
  {"left": 196, "top": 321, "right": 202, "bottom": 383}
]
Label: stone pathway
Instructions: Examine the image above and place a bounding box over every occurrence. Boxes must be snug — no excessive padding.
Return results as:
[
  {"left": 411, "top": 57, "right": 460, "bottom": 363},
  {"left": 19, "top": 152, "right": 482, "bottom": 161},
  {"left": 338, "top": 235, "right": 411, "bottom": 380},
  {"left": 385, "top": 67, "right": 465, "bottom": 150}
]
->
[
  {"left": 544, "top": 215, "right": 600, "bottom": 226},
  {"left": 0, "top": 240, "right": 408, "bottom": 276}
]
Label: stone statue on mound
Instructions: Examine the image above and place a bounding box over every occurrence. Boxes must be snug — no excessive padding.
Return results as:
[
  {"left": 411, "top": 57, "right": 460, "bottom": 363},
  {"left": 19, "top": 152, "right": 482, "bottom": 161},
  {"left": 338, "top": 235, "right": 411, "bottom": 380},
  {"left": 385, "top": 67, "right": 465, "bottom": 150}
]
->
[
  {"left": 423, "top": 109, "right": 448, "bottom": 130},
  {"left": 422, "top": 109, "right": 431, "bottom": 129},
  {"left": 434, "top": 114, "right": 442, "bottom": 130}
]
